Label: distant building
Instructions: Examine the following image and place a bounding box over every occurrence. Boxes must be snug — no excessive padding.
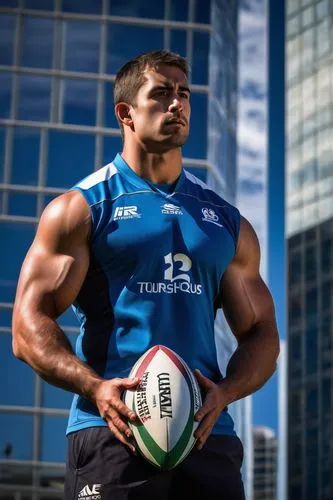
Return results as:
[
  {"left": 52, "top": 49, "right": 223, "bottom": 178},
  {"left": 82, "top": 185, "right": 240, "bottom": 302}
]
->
[
  {"left": 253, "top": 426, "right": 277, "bottom": 500},
  {"left": 286, "top": 0, "right": 333, "bottom": 498}
]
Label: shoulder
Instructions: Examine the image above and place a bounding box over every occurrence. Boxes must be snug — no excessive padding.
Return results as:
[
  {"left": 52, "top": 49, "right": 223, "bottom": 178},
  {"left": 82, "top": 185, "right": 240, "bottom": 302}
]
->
[
  {"left": 37, "top": 190, "right": 91, "bottom": 244},
  {"left": 234, "top": 216, "right": 261, "bottom": 269},
  {"left": 183, "top": 169, "right": 239, "bottom": 211}
]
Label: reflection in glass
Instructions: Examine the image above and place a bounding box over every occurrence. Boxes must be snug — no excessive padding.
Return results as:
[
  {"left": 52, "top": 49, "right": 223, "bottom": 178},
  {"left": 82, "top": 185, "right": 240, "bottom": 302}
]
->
[
  {"left": 0, "top": 73, "right": 12, "bottom": 119},
  {"left": 64, "top": 21, "right": 100, "bottom": 74},
  {"left": 0, "top": 15, "right": 15, "bottom": 66},
  {"left": 107, "top": 24, "right": 164, "bottom": 75},
  {"left": 47, "top": 130, "right": 95, "bottom": 188},
  {"left": 20, "top": 17, "right": 54, "bottom": 69},
  {"left": 62, "top": 0, "right": 102, "bottom": 14},
  {"left": 289, "top": 250, "right": 301, "bottom": 286},
  {"left": 182, "top": 92, "right": 207, "bottom": 159},
  {"left": 18, "top": 75, "right": 51, "bottom": 122},
  {"left": 23, "top": 0, "right": 54, "bottom": 8},
  {"left": 306, "top": 324, "right": 318, "bottom": 375},
  {"left": 103, "top": 81, "right": 118, "bottom": 129},
  {"left": 0, "top": 414, "right": 33, "bottom": 460},
  {"left": 0, "top": 222, "right": 36, "bottom": 283},
  {"left": 170, "top": 0, "right": 188, "bottom": 21},
  {"left": 11, "top": 127, "right": 40, "bottom": 185},
  {"left": 192, "top": 32, "right": 209, "bottom": 85},
  {"left": 0, "top": 333, "right": 34, "bottom": 405},
  {"left": 108, "top": 0, "right": 165, "bottom": 19},
  {"left": 62, "top": 79, "right": 97, "bottom": 126},
  {"left": 41, "top": 416, "right": 68, "bottom": 462},
  {"left": 8, "top": 192, "right": 37, "bottom": 217},
  {"left": 195, "top": 0, "right": 211, "bottom": 24},
  {"left": 103, "top": 136, "right": 122, "bottom": 166},
  {"left": 305, "top": 246, "right": 317, "bottom": 282},
  {"left": 170, "top": 30, "right": 187, "bottom": 58}
]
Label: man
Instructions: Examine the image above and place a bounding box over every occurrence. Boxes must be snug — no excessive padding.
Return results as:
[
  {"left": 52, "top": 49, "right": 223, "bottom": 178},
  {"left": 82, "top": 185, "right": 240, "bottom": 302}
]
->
[{"left": 12, "top": 50, "right": 279, "bottom": 499}]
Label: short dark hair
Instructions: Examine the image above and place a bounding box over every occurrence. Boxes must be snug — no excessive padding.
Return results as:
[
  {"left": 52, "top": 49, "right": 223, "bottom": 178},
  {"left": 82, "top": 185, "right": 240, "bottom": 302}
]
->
[{"left": 113, "top": 50, "right": 189, "bottom": 139}]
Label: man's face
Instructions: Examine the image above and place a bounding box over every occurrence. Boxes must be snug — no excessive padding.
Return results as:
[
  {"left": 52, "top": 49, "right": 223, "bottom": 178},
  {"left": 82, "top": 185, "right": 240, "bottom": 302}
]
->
[{"left": 128, "top": 65, "right": 191, "bottom": 152}]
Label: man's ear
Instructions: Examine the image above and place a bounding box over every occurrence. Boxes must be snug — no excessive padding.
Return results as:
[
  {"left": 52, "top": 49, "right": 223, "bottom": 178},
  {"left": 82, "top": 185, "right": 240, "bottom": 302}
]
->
[{"left": 115, "top": 102, "right": 133, "bottom": 126}]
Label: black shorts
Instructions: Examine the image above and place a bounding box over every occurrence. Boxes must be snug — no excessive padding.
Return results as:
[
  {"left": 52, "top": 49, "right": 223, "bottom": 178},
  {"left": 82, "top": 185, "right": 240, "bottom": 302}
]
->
[{"left": 64, "top": 426, "right": 245, "bottom": 500}]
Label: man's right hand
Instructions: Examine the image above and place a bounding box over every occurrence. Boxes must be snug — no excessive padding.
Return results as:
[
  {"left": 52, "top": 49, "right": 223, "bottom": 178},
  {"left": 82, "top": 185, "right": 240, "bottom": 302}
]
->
[{"left": 93, "top": 377, "right": 141, "bottom": 453}]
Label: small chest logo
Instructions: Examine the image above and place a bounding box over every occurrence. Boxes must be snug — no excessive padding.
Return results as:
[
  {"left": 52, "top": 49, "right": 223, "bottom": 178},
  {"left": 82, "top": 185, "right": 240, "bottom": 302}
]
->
[
  {"left": 201, "top": 207, "right": 222, "bottom": 227},
  {"left": 114, "top": 206, "right": 141, "bottom": 220},
  {"left": 161, "top": 203, "right": 183, "bottom": 215}
]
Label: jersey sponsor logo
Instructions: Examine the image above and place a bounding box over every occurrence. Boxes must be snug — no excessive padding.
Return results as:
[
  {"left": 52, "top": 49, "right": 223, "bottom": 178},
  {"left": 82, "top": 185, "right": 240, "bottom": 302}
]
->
[
  {"left": 114, "top": 206, "right": 141, "bottom": 220},
  {"left": 161, "top": 203, "right": 183, "bottom": 215},
  {"left": 201, "top": 207, "right": 223, "bottom": 227},
  {"left": 78, "top": 484, "right": 101, "bottom": 500},
  {"left": 137, "top": 253, "right": 202, "bottom": 295}
]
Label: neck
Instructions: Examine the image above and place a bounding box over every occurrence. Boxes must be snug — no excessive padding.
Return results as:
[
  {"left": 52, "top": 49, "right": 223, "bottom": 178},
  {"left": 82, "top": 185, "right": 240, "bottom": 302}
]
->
[{"left": 121, "top": 143, "right": 182, "bottom": 184}]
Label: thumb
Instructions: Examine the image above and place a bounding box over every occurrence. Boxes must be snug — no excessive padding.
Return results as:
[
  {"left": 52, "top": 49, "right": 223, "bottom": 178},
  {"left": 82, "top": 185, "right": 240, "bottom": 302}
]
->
[{"left": 122, "top": 377, "right": 140, "bottom": 388}]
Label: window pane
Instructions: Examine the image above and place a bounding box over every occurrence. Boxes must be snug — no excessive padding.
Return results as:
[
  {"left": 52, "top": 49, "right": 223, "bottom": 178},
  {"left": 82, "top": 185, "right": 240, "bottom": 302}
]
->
[
  {"left": 182, "top": 92, "right": 207, "bottom": 159},
  {"left": 18, "top": 75, "right": 51, "bottom": 122},
  {"left": 170, "top": 30, "right": 187, "bottom": 58},
  {"left": 8, "top": 192, "right": 37, "bottom": 217},
  {"left": 62, "top": 0, "right": 103, "bottom": 14},
  {"left": 109, "top": 0, "right": 165, "bottom": 19},
  {"left": 305, "top": 246, "right": 317, "bottom": 282},
  {"left": 107, "top": 25, "right": 164, "bottom": 74},
  {"left": 47, "top": 131, "right": 95, "bottom": 188},
  {"left": 0, "top": 0, "right": 19, "bottom": 5},
  {"left": 306, "top": 324, "right": 318, "bottom": 375},
  {"left": 170, "top": 0, "right": 188, "bottom": 21},
  {"left": 0, "top": 414, "right": 33, "bottom": 460},
  {"left": 64, "top": 21, "right": 100, "bottom": 74},
  {"left": 0, "top": 334, "right": 35, "bottom": 405},
  {"left": 23, "top": 0, "right": 54, "bottom": 8},
  {"left": 192, "top": 32, "right": 209, "bottom": 85},
  {"left": 103, "top": 82, "right": 118, "bottom": 129},
  {"left": 0, "top": 73, "right": 12, "bottom": 119},
  {"left": 0, "top": 15, "right": 16, "bottom": 65},
  {"left": 20, "top": 17, "right": 54, "bottom": 69},
  {"left": 0, "top": 223, "right": 35, "bottom": 298},
  {"left": 195, "top": 0, "right": 211, "bottom": 23},
  {"left": 41, "top": 416, "right": 68, "bottom": 461},
  {"left": 103, "top": 136, "right": 122, "bottom": 166},
  {"left": 11, "top": 127, "right": 40, "bottom": 185},
  {"left": 43, "top": 382, "right": 74, "bottom": 410},
  {"left": 61, "top": 79, "right": 97, "bottom": 126}
]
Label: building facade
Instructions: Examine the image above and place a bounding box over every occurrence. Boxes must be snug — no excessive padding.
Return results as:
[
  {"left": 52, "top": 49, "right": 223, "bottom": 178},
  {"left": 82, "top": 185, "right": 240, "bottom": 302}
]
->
[
  {"left": 286, "top": 0, "right": 333, "bottom": 498},
  {"left": 253, "top": 426, "right": 277, "bottom": 500},
  {"left": 0, "top": 0, "right": 247, "bottom": 498}
]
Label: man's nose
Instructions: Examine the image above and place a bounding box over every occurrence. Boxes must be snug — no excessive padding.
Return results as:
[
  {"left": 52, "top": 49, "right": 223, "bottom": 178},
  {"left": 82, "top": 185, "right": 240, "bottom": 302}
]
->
[{"left": 169, "top": 97, "right": 183, "bottom": 113}]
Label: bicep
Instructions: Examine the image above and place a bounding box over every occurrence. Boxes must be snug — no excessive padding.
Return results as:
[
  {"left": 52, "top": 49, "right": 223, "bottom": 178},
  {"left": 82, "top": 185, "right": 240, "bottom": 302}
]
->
[
  {"left": 219, "top": 217, "right": 276, "bottom": 341},
  {"left": 13, "top": 192, "right": 90, "bottom": 325}
]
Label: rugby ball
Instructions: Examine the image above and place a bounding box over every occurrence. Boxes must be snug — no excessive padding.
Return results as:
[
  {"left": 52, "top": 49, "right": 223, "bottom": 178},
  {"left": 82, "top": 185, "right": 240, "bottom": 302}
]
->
[{"left": 123, "top": 345, "right": 202, "bottom": 469}]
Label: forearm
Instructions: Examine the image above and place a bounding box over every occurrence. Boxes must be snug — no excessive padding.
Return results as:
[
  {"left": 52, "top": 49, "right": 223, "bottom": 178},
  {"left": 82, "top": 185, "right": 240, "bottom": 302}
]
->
[
  {"left": 13, "top": 314, "right": 103, "bottom": 401},
  {"left": 220, "top": 320, "right": 280, "bottom": 405}
]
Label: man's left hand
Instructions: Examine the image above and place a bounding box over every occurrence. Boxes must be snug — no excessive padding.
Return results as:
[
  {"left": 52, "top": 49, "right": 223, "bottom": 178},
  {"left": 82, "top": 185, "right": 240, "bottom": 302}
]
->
[{"left": 193, "top": 369, "right": 228, "bottom": 450}]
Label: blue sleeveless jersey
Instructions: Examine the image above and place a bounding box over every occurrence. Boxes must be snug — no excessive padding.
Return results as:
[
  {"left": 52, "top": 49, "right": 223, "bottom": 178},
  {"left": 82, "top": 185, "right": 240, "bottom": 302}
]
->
[{"left": 66, "top": 153, "right": 240, "bottom": 436}]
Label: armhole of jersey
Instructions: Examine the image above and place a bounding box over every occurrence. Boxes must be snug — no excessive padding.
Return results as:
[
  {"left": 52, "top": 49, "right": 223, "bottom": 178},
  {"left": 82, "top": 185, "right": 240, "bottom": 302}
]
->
[
  {"left": 70, "top": 186, "right": 95, "bottom": 239},
  {"left": 233, "top": 207, "right": 241, "bottom": 253}
]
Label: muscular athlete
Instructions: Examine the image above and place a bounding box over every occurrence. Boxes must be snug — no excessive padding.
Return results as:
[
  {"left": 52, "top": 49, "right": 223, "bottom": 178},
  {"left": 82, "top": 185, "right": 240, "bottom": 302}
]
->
[{"left": 12, "top": 51, "right": 279, "bottom": 499}]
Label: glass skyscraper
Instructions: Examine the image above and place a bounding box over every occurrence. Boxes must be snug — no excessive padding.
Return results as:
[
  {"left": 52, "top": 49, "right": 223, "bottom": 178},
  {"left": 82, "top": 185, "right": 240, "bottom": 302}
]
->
[
  {"left": 0, "top": 0, "right": 245, "bottom": 497},
  {"left": 286, "top": 0, "right": 333, "bottom": 499}
]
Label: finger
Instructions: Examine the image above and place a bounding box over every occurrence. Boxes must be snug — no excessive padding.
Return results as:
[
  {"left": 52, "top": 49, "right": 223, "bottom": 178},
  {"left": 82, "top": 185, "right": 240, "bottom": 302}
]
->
[
  {"left": 106, "top": 406, "right": 133, "bottom": 438},
  {"left": 116, "top": 377, "right": 141, "bottom": 389},
  {"left": 111, "top": 397, "right": 137, "bottom": 422},
  {"left": 196, "top": 428, "right": 211, "bottom": 450},
  {"left": 194, "top": 400, "right": 213, "bottom": 422},
  {"left": 105, "top": 417, "right": 136, "bottom": 454},
  {"left": 194, "top": 411, "right": 215, "bottom": 440}
]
